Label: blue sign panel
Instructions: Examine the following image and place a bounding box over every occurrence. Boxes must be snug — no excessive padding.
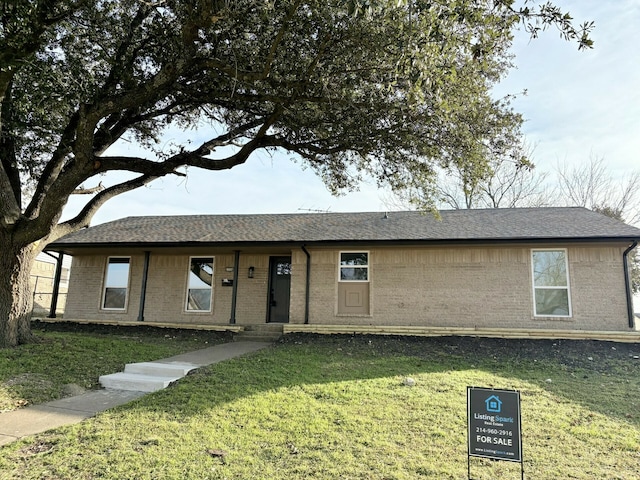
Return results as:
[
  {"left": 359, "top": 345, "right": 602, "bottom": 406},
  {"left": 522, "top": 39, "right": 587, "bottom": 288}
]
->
[{"left": 467, "top": 387, "right": 522, "bottom": 463}]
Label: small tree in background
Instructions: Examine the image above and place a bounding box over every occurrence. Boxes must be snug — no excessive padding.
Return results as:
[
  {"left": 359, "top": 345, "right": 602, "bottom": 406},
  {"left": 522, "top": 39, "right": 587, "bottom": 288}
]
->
[
  {"left": 556, "top": 156, "right": 640, "bottom": 226},
  {"left": 386, "top": 142, "right": 552, "bottom": 210},
  {"left": 555, "top": 156, "right": 640, "bottom": 293}
]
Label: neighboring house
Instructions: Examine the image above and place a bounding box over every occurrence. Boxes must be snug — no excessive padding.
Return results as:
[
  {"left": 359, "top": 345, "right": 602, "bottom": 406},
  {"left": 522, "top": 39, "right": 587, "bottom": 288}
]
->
[
  {"left": 30, "top": 253, "right": 70, "bottom": 316},
  {"left": 44, "top": 208, "right": 640, "bottom": 335}
]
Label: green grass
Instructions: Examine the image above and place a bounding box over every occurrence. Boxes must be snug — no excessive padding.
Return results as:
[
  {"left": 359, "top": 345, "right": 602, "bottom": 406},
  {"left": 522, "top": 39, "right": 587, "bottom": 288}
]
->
[
  {"left": 0, "top": 322, "right": 228, "bottom": 411},
  {"left": 1, "top": 333, "right": 640, "bottom": 479}
]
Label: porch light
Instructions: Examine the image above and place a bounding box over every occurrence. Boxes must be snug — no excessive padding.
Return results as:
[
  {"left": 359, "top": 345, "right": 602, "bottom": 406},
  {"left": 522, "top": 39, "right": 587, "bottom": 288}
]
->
[{"left": 248, "top": 266, "right": 255, "bottom": 278}]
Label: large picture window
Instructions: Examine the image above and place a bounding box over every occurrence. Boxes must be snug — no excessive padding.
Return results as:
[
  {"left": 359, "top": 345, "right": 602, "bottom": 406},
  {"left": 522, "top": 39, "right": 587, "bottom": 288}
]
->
[
  {"left": 531, "top": 249, "right": 572, "bottom": 317},
  {"left": 102, "top": 257, "right": 130, "bottom": 310},
  {"left": 186, "top": 257, "right": 214, "bottom": 312},
  {"left": 339, "top": 252, "right": 369, "bottom": 281}
]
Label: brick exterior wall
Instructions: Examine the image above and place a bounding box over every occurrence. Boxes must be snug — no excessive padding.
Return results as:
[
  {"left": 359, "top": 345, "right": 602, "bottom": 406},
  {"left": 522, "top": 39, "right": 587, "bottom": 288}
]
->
[
  {"left": 64, "top": 243, "right": 633, "bottom": 331},
  {"left": 65, "top": 252, "right": 280, "bottom": 325},
  {"left": 289, "top": 244, "right": 631, "bottom": 331}
]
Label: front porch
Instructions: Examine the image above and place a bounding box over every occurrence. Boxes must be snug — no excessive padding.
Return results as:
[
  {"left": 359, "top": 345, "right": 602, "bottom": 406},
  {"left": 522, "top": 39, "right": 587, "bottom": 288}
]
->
[
  {"left": 32, "top": 317, "right": 285, "bottom": 342},
  {"left": 32, "top": 317, "right": 640, "bottom": 343}
]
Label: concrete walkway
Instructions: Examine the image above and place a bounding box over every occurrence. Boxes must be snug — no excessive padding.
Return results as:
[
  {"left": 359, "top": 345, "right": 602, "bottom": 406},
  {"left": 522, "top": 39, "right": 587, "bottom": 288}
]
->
[{"left": 0, "top": 341, "right": 271, "bottom": 447}]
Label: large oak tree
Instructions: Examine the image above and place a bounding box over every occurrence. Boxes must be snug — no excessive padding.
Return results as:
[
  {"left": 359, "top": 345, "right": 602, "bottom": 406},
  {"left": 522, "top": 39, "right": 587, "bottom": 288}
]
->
[{"left": 0, "top": 0, "right": 592, "bottom": 346}]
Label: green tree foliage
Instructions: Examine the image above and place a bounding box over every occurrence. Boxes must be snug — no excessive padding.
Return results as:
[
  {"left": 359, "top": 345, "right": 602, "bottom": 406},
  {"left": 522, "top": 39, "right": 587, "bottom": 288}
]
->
[{"left": 0, "top": 0, "right": 593, "bottom": 345}]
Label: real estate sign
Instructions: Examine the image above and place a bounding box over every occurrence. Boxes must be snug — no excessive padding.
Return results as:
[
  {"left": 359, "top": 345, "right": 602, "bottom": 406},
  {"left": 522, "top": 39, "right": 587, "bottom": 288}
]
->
[{"left": 467, "top": 387, "right": 522, "bottom": 463}]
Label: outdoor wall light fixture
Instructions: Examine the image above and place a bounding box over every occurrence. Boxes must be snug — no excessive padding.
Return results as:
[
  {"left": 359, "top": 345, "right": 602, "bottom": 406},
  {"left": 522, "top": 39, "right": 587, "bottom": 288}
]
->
[{"left": 248, "top": 266, "right": 255, "bottom": 278}]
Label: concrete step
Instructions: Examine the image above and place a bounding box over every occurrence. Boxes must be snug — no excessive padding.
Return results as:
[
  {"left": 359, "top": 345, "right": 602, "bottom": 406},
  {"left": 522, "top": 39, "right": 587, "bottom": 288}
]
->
[
  {"left": 124, "top": 362, "right": 195, "bottom": 377},
  {"left": 235, "top": 334, "right": 281, "bottom": 342},
  {"left": 234, "top": 324, "right": 283, "bottom": 342},
  {"left": 99, "top": 372, "right": 182, "bottom": 393}
]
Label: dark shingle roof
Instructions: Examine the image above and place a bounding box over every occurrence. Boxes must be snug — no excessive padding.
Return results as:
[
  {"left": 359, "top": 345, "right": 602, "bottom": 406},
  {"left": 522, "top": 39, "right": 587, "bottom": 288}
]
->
[{"left": 47, "top": 207, "right": 640, "bottom": 251}]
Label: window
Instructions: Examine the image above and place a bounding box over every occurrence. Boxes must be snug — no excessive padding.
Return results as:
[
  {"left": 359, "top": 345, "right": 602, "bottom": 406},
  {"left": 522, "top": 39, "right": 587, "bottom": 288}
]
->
[
  {"left": 339, "top": 252, "right": 369, "bottom": 281},
  {"left": 276, "top": 260, "right": 291, "bottom": 276},
  {"left": 531, "top": 249, "right": 571, "bottom": 317},
  {"left": 102, "top": 257, "right": 130, "bottom": 310},
  {"left": 186, "top": 257, "right": 214, "bottom": 312}
]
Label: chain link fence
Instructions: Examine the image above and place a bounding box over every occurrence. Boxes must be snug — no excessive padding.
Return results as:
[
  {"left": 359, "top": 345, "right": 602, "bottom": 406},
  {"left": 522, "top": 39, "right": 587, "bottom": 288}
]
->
[{"left": 30, "top": 274, "right": 68, "bottom": 317}]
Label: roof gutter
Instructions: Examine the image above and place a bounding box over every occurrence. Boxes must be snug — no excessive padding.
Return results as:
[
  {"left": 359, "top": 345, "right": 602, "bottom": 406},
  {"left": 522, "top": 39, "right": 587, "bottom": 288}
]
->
[
  {"left": 623, "top": 241, "right": 638, "bottom": 329},
  {"left": 45, "top": 236, "right": 640, "bottom": 254}
]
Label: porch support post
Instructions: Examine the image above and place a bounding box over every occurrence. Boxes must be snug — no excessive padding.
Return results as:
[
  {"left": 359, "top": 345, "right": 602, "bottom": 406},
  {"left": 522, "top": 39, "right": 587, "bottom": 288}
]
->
[
  {"left": 47, "top": 252, "right": 64, "bottom": 319},
  {"left": 137, "top": 251, "right": 151, "bottom": 322},
  {"left": 230, "top": 250, "right": 240, "bottom": 324},
  {"left": 301, "top": 245, "right": 311, "bottom": 324}
]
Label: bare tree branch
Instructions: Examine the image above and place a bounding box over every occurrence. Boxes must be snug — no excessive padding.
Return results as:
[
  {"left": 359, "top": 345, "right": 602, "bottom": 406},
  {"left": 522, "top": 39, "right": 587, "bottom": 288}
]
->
[
  {"left": 72, "top": 182, "right": 104, "bottom": 195},
  {"left": 52, "top": 173, "right": 160, "bottom": 239},
  {"left": 555, "top": 155, "right": 640, "bottom": 226}
]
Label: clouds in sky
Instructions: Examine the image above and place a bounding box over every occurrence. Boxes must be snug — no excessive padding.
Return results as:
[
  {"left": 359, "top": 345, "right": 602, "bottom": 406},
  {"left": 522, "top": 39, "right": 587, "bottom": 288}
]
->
[
  {"left": 494, "top": 0, "right": 639, "bottom": 174},
  {"left": 64, "top": 0, "right": 639, "bottom": 226}
]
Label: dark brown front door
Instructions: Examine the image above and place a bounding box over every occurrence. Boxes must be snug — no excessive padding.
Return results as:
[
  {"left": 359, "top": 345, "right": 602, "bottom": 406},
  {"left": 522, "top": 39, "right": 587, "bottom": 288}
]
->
[{"left": 268, "top": 256, "right": 291, "bottom": 323}]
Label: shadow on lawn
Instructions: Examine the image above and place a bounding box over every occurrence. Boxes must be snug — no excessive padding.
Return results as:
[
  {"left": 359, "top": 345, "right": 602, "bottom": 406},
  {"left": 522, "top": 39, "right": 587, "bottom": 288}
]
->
[{"left": 129, "top": 334, "right": 640, "bottom": 428}]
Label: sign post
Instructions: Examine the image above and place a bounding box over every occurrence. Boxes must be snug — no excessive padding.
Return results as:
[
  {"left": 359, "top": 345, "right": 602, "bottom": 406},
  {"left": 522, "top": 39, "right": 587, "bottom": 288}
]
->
[{"left": 467, "top": 387, "right": 523, "bottom": 479}]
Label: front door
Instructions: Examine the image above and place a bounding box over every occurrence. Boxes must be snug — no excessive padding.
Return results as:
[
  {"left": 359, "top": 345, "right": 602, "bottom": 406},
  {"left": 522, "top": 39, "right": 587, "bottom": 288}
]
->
[{"left": 268, "top": 256, "right": 291, "bottom": 323}]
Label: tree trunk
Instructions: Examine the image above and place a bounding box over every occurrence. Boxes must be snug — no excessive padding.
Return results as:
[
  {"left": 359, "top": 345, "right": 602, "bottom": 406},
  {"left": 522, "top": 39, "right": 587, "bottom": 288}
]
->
[{"left": 0, "top": 234, "right": 38, "bottom": 347}]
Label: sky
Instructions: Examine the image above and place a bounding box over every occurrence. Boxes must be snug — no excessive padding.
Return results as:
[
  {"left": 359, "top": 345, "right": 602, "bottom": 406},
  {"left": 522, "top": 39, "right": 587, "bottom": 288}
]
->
[{"left": 62, "top": 0, "right": 640, "bottom": 226}]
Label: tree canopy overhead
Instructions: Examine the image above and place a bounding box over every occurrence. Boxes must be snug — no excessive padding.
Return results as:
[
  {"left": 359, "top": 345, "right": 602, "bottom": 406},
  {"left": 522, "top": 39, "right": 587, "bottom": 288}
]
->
[{"left": 0, "top": 0, "right": 593, "bottom": 346}]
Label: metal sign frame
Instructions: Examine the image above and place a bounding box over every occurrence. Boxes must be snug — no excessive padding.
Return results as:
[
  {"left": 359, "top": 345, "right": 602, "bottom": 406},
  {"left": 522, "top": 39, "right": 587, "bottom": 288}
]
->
[{"left": 467, "top": 387, "right": 523, "bottom": 480}]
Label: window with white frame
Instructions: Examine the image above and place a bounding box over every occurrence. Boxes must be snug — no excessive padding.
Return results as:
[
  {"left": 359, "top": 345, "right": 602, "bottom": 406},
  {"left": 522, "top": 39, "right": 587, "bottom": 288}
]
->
[
  {"left": 186, "top": 257, "right": 214, "bottom": 312},
  {"left": 339, "top": 252, "right": 369, "bottom": 281},
  {"left": 531, "top": 249, "right": 571, "bottom": 317},
  {"left": 102, "top": 257, "right": 130, "bottom": 310}
]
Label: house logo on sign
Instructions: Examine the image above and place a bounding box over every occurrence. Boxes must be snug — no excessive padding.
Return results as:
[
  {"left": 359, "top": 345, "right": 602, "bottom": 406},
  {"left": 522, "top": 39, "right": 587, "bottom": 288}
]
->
[{"left": 485, "top": 395, "right": 502, "bottom": 413}]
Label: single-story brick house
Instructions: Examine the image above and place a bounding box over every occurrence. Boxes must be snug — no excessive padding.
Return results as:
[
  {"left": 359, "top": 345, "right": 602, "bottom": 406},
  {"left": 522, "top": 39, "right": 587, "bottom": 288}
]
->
[{"left": 45, "top": 207, "right": 640, "bottom": 336}]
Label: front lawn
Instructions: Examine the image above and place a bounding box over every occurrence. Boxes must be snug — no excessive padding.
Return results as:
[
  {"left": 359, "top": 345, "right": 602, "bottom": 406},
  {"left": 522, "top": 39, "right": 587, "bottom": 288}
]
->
[
  {"left": 1, "top": 332, "right": 639, "bottom": 479},
  {"left": 0, "top": 321, "right": 228, "bottom": 412}
]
